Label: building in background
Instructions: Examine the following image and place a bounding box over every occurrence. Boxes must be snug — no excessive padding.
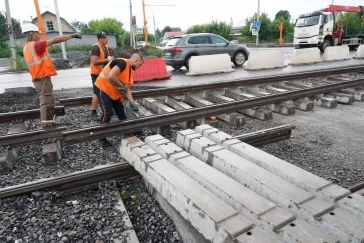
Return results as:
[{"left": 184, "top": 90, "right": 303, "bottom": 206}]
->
[
  {"left": 2, "top": 11, "right": 117, "bottom": 48},
  {"left": 231, "top": 19, "right": 245, "bottom": 38}
]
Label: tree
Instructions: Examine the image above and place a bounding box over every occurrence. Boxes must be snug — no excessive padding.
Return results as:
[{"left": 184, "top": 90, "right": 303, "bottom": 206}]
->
[
  {"left": 0, "top": 11, "right": 21, "bottom": 39},
  {"left": 155, "top": 28, "right": 162, "bottom": 39},
  {"left": 186, "top": 21, "right": 232, "bottom": 40},
  {"left": 70, "top": 20, "right": 88, "bottom": 32},
  {"left": 270, "top": 18, "right": 294, "bottom": 42},
  {"left": 161, "top": 26, "right": 172, "bottom": 37},
  {"left": 275, "top": 10, "right": 291, "bottom": 21},
  {"left": 337, "top": 13, "right": 364, "bottom": 36},
  {"left": 241, "top": 12, "right": 272, "bottom": 41},
  {"left": 87, "top": 18, "right": 125, "bottom": 47}
]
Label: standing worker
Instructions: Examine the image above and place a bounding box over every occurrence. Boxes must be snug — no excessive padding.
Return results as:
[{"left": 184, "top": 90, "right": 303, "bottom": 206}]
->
[
  {"left": 94, "top": 53, "right": 144, "bottom": 147},
  {"left": 90, "top": 32, "right": 114, "bottom": 121},
  {"left": 22, "top": 23, "right": 82, "bottom": 129}
]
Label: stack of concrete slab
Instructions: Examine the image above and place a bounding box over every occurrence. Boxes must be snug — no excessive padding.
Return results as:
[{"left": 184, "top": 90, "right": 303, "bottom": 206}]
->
[{"left": 120, "top": 125, "right": 364, "bottom": 243}]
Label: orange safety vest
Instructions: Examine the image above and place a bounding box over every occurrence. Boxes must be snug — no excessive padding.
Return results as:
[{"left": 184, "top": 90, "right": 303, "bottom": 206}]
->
[
  {"left": 23, "top": 41, "right": 57, "bottom": 81},
  {"left": 94, "top": 59, "right": 134, "bottom": 102},
  {"left": 90, "top": 42, "right": 110, "bottom": 75}
]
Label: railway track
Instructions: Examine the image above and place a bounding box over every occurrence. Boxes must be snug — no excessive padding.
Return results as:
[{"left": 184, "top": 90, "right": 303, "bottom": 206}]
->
[
  {"left": 1, "top": 73, "right": 364, "bottom": 148},
  {"left": 2, "top": 66, "right": 364, "bottom": 242}
]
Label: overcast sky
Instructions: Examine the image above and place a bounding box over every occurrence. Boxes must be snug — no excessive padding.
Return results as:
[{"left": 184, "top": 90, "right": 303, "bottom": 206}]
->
[{"left": 1, "top": 0, "right": 364, "bottom": 33}]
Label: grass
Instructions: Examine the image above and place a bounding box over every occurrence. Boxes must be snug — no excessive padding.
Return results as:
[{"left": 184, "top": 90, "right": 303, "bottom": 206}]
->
[
  {"left": 146, "top": 47, "right": 163, "bottom": 58},
  {"left": 48, "top": 44, "right": 92, "bottom": 54},
  {"left": 8, "top": 56, "right": 28, "bottom": 72}
]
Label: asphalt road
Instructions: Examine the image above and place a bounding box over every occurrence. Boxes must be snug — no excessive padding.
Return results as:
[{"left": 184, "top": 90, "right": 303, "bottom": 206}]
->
[{"left": 0, "top": 48, "right": 363, "bottom": 93}]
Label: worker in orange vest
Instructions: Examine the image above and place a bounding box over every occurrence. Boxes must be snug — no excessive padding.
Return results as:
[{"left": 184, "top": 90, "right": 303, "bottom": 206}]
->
[
  {"left": 94, "top": 53, "right": 144, "bottom": 148},
  {"left": 90, "top": 31, "right": 114, "bottom": 121},
  {"left": 22, "top": 23, "right": 82, "bottom": 129}
]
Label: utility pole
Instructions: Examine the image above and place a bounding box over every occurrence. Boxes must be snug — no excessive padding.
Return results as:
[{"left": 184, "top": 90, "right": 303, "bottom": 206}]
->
[
  {"left": 129, "top": 0, "right": 134, "bottom": 48},
  {"left": 142, "top": 1, "right": 177, "bottom": 46},
  {"left": 34, "top": 0, "right": 47, "bottom": 40},
  {"left": 54, "top": 0, "right": 67, "bottom": 59},
  {"left": 153, "top": 13, "right": 156, "bottom": 45},
  {"left": 142, "top": 0, "right": 148, "bottom": 45},
  {"left": 4, "top": 0, "right": 16, "bottom": 69},
  {"left": 256, "top": 0, "right": 260, "bottom": 46}
]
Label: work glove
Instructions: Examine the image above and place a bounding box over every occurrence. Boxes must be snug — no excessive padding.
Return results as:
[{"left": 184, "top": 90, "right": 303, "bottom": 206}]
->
[
  {"left": 71, "top": 33, "right": 82, "bottom": 39},
  {"left": 129, "top": 102, "right": 139, "bottom": 112},
  {"left": 119, "top": 88, "right": 126, "bottom": 95}
]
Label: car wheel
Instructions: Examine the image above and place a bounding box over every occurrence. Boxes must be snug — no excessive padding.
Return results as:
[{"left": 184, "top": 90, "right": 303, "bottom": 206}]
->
[
  {"left": 185, "top": 55, "right": 196, "bottom": 70},
  {"left": 233, "top": 51, "right": 247, "bottom": 66},
  {"left": 172, "top": 65, "right": 182, "bottom": 70}
]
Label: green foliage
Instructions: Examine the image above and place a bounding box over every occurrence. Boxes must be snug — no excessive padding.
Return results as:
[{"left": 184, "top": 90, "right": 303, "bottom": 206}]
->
[
  {"left": 270, "top": 18, "right": 294, "bottom": 42},
  {"left": 275, "top": 10, "right": 291, "bottom": 21},
  {"left": 146, "top": 47, "right": 163, "bottom": 58},
  {"left": 72, "top": 18, "right": 125, "bottom": 47},
  {"left": 241, "top": 11, "right": 295, "bottom": 43},
  {"left": 161, "top": 26, "right": 172, "bottom": 37},
  {"left": 0, "top": 41, "right": 24, "bottom": 58},
  {"left": 70, "top": 20, "right": 89, "bottom": 32},
  {"left": 337, "top": 13, "right": 364, "bottom": 35},
  {"left": 48, "top": 44, "right": 92, "bottom": 54},
  {"left": 186, "top": 21, "right": 232, "bottom": 40},
  {"left": 0, "top": 11, "right": 21, "bottom": 40},
  {"left": 9, "top": 56, "right": 28, "bottom": 72}
]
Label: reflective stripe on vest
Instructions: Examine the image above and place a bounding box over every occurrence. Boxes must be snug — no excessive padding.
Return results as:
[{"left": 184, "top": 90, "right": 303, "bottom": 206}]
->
[
  {"left": 26, "top": 42, "right": 52, "bottom": 67},
  {"left": 23, "top": 41, "right": 57, "bottom": 81}
]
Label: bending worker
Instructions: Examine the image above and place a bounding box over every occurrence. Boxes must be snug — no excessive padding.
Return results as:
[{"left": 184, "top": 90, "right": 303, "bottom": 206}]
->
[
  {"left": 94, "top": 53, "right": 144, "bottom": 147},
  {"left": 90, "top": 31, "right": 114, "bottom": 121},
  {"left": 22, "top": 23, "right": 82, "bottom": 129}
]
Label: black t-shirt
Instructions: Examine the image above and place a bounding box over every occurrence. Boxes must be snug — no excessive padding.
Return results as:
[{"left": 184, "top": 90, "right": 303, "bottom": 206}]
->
[
  {"left": 90, "top": 45, "right": 109, "bottom": 68},
  {"left": 109, "top": 59, "right": 127, "bottom": 72}
]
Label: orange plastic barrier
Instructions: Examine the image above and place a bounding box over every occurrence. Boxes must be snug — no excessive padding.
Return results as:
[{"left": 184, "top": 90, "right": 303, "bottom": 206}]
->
[{"left": 132, "top": 58, "right": 171, "bottom": 82}]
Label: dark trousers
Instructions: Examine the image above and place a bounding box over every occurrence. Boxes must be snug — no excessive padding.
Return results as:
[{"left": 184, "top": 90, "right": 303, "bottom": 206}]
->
[{"left": 98, "top": 90, "right": 127, "bottom": 124}]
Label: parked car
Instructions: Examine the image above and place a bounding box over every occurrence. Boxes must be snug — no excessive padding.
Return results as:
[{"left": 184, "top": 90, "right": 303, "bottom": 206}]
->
[{"left": 162, "top": 33, "right": 250, "bottom": 70}]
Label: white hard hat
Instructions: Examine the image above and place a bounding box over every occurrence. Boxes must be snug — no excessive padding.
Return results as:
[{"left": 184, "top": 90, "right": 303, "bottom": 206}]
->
[{"left": 22, "top": 23, "right": 39, "bottom": 34}]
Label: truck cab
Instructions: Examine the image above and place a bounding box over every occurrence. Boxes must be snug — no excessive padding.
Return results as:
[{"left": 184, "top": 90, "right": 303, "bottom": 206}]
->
[{"left": 293, "top": 11, "right": 334, "bottom": 52}]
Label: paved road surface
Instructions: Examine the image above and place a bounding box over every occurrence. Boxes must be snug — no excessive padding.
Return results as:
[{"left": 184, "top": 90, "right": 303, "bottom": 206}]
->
[{"left": 0, "top": 48, "right": 363, "bottom": 93}]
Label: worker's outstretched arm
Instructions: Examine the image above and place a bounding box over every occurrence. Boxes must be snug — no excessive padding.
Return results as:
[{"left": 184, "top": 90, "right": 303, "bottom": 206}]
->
[
  {"left": 125, "top": 86, "right": 135, "bottom": 104},
  {"left": 46, "top": 33, "right": 82, "bottom": 47}
]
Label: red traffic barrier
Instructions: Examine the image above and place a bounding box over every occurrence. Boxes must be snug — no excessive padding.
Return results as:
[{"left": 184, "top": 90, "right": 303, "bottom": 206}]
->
[{"left": 132, "top": 58, "right": 171, "bottom": 83}]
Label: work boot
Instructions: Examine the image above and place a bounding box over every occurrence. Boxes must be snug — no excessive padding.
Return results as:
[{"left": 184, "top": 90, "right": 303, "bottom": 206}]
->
[
  {"left": 99, "top": 138, "right": 112, "bottom": 148},
  {"left": 91, "top": 111, "right": 101, "bottom": 121}
]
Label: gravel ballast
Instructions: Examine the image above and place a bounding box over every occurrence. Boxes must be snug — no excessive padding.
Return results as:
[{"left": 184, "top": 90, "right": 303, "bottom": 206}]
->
[
  {"left": 0, "top": 189, "right": 128, "bottom": 243},
  {"left": 1, "top": 79, "right": 364, "bottom": 242}
]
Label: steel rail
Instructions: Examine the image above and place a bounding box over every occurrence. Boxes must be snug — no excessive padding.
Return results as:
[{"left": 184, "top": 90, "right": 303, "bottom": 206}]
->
[
  {"left": 62, "top": 77, "right": 364, "bottom": 144},
  {"left": 0, "top": 106, "right": 65, "bottom": 124},
  {"left": 348, "top": 181, "right": 364, "bottom": 193},
  {"left": 0, "top": 162, "right": 138, "bottom": 199},
  {"left": 58, "top": 65, "right": 364, "bottom": 107},
  {"left": 1, "top": 78, "right": 364, "bottom": 147},
  {"left": 235, "top": 124, "right": 295, "bottom": 146}
]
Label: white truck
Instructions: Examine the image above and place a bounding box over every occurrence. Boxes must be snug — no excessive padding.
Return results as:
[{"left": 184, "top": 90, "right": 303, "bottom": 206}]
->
[{"left": 293, "top": 5, "right": 364, "bottom": 52}]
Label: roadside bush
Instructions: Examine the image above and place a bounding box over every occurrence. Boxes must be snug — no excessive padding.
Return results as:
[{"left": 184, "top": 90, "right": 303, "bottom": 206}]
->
[
  {"left": 0, "top": 41, "right": 23, "bottom": 58},
  {"left": 9, "top": 55, "right": 28, "bottom": 72},
  {"left": 146, "top": 47, "right": 163, "bottom": 58},
  {"left": 48, "top": 44, "right": 92, "bottom": 54}
]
